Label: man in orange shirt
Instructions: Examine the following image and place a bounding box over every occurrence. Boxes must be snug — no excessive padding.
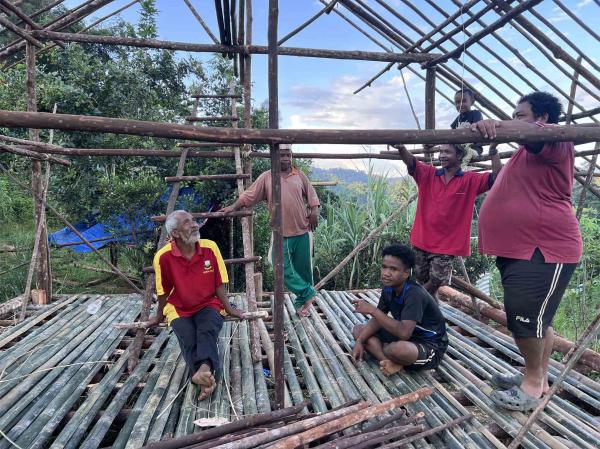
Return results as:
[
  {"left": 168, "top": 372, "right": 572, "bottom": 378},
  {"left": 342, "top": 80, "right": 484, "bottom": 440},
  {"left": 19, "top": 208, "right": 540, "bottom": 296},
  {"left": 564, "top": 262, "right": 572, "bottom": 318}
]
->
[
  {"left": 220, "top": 145, "right": 320, "bottom": 316},
  {"left": 148, "top": 210, "right": 244, "bottom": 401}
]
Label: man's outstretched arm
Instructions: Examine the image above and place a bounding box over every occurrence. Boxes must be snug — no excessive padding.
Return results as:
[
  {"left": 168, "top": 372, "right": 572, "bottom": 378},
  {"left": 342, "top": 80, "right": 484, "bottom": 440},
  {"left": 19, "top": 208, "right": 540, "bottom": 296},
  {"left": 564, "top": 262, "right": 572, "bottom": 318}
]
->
[
  {"left": 148, "top": 294, "right": 168, "bottom": 326},
  {"left": 392, "top": 144, "right": 416, "bottom": 168}
]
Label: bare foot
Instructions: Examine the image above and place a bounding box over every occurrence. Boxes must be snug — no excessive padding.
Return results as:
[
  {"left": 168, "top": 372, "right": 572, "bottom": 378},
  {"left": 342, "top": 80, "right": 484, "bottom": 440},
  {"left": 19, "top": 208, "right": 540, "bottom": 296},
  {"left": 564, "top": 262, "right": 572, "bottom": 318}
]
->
[
  {"left": 542, "top": 382, "right": 550, "bottom": 395},
  {"left": 297, "top": 298, "right": 316, "bottom": 317},
  {"left": 192, "top": 364, "right": 213, "bottom": 386},
  {"left": 198, "top": 377, "right": 216, "bottom": 401},
  {"left": 380, "top": 359, "right": 404, "bottom": 377}
]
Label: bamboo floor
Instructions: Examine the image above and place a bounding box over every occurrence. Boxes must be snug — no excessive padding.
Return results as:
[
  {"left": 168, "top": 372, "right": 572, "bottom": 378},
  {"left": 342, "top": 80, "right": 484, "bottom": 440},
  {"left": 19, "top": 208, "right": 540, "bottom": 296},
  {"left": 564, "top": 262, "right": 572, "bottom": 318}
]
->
[{"left": 0, "top": 291, "right": 598, "bottom": 449}]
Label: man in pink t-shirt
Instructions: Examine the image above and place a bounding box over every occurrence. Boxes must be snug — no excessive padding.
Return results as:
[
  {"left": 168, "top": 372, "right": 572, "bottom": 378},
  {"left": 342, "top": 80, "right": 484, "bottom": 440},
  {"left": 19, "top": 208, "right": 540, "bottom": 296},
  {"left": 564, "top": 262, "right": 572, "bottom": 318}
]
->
[
  {"left": 473, "top": 91, "right": 582, "bottom": 412},
  {"left": 220, "top": 145, "right": 321, "bottom": 317}
]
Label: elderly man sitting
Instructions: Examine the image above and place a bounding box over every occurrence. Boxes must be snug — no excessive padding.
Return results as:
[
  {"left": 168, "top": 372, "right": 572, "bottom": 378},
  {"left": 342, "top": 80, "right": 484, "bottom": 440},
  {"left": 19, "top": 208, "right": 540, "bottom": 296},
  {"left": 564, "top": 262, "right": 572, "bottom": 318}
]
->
[{"left": 148, "top": 210, "right": 244, "bottom": 400}]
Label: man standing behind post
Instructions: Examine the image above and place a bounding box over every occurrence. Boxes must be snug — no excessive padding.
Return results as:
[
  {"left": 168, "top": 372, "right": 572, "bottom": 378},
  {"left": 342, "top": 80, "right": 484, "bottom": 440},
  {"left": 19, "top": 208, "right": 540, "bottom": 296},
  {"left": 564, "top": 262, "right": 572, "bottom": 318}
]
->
[
  {"left": 148, "top": 210, "right": 244, "bottom": 401},
  {"left": 219, "top": 144, "right": 320, "bottom": 317},
  {"left": 472, "top": 92, "right": 582, "bottom": 411},
  {"left": 393, "top": 143, "right": 501, "bottom": 298}
]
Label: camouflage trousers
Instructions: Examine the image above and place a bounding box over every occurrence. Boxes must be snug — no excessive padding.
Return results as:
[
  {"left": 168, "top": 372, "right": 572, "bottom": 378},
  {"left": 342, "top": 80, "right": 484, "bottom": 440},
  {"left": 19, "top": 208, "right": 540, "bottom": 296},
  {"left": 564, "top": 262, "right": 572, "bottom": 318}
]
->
[{"left": 413, "top": 247, "right": 454, "bottom": 291}]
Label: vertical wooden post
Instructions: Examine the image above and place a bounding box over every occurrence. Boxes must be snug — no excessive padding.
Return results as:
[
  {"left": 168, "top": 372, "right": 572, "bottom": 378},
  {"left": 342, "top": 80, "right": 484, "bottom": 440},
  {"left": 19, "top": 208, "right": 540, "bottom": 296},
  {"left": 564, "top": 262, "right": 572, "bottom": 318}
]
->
[
  {"left": 564, "top": 56, "right": 582, "bottom": 126},
  {"left": 268, "top": 0, "right": 285, "bottom": 410},
  {"left": 424, "top": 67, "right": 436, "bottom": 162},
  {"left": 425, "top": 67, "right": 436, "bottom": 130},
  {"left": 26, "top": 26, "right": 52, "bottom": 301},
  {"left": 231, "top": 82, "right": 261, "bottom": 362}
]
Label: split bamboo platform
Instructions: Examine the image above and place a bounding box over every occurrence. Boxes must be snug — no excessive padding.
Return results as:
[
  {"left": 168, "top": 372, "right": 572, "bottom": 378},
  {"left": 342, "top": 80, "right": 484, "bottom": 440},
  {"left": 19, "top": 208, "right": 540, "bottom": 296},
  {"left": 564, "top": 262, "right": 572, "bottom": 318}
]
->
[{"left": 0, "top": 290, "right": 598, "bottom": 449}]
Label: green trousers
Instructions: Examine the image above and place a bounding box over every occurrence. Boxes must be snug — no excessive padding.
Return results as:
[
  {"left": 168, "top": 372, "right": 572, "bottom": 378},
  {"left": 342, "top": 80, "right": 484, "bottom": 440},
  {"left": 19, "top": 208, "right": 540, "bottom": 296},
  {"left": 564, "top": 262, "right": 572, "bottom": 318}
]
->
[{"left": 271, "top": 232, "right": 317, "bottom": 309}]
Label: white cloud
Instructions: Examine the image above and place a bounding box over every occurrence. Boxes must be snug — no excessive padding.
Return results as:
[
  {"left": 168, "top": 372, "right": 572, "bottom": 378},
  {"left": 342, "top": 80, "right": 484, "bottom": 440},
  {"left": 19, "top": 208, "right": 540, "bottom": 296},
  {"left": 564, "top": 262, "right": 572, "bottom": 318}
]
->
[{"left": 280, "top": 71, "right": 460, "bottom": 174}]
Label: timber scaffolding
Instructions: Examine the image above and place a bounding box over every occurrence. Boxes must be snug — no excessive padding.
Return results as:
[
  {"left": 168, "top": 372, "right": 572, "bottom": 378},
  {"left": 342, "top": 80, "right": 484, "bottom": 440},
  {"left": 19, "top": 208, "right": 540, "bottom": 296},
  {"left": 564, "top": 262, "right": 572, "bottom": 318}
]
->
[
  {"left": 0, "top": 0, "right": 599, "bottom": 448},
  {"left": 1, "top": 290, "right": 600, "bottom": 449}
]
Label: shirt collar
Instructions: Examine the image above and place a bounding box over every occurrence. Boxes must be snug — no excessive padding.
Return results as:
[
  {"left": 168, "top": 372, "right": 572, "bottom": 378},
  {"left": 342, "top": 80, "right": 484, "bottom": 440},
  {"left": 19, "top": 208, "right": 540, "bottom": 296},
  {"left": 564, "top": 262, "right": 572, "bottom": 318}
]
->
[
  {"left": 282, "top": 166, "right": 300, "bottom": 178},
  {"left": 170, "top": 240, "right": 202, "bottom": 258},
  {"left": 435, "top": 167, "right": 464, "bottom": 177}
]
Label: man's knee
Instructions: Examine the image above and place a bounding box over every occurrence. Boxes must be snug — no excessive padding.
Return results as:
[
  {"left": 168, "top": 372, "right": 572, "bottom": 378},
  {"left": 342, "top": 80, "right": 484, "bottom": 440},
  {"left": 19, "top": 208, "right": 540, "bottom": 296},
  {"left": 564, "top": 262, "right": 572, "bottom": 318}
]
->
[
  {"left": 352, "top": 324, "right": 365, "bottom": 339},
  {"left": 383, "top": 340, "right": 418, "bottom": 361}
]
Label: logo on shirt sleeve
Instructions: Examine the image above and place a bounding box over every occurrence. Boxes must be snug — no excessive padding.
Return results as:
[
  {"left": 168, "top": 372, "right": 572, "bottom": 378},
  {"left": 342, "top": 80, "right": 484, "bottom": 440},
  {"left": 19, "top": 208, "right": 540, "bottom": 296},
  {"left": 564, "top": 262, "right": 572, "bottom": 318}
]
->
[{"left": 203, "top": 259, "right": 214, "bottom": 273}]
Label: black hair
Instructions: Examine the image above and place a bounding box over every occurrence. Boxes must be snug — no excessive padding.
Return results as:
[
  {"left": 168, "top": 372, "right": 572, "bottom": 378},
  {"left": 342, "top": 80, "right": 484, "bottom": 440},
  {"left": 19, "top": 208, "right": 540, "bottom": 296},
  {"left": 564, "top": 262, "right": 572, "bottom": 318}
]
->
[
  {"left": 449, "top": 144, "right": 466, "bottom": 162},
  {"left": 455, "top": 88, "right": 475, "bottom": 101},
  {"left": 382, "top": 244, "right": 415, "bottom": 269},
  {"left": 517, "top": 91, "right": 562, "bottom": 124}
]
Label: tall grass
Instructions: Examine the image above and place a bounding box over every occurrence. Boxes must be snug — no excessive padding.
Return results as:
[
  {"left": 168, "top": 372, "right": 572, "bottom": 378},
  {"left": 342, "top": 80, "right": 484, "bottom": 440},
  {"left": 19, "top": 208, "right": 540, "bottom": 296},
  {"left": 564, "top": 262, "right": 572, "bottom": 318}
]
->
[{"left": 314, "top": 166, "right": 416, "bottom": 290}]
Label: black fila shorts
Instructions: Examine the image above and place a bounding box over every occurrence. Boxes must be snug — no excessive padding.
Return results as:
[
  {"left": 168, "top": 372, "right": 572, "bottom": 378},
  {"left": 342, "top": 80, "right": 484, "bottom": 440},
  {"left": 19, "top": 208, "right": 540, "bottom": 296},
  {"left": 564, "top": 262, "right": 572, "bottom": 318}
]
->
[
  {"left": 376, "top": 329, "right": 447, "bottom": 370},
  {"left": 496, "top": 249, "right": 577, "bottom": 339}
]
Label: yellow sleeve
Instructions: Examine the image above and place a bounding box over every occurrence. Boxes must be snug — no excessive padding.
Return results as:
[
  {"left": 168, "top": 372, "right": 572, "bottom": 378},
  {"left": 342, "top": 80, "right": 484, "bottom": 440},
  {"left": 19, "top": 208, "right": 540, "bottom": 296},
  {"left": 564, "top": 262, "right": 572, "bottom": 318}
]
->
[
  {"left": 153, "top": 243, "right": 172, "bottom": 295},
  {"left": 201, "top": 239, "right": 229, "bottom": 284}
]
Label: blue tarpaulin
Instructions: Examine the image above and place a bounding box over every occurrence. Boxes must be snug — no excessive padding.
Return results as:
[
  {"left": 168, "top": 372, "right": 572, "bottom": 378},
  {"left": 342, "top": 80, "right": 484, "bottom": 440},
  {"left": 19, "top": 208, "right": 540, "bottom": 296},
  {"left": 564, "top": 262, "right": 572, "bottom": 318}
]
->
[{"left": 49, "top": 186, "right": 204, "bottom": 253}]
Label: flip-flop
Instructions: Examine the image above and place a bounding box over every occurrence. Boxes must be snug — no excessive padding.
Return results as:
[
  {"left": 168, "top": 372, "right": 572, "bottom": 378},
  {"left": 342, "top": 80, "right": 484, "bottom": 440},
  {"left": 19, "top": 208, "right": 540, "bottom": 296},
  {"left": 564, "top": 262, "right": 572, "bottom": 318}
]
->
[
  {"left": 491, "top": 372, "right": 523, "bottom": 390},
  {"left": 490, "top": 386, "right": 540, "bottom": 412}
]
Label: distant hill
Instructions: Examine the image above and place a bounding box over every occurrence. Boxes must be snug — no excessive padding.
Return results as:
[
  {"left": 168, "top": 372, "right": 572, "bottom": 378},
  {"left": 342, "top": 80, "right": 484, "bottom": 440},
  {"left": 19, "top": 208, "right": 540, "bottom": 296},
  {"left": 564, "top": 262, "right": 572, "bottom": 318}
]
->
[
  {"left": 310, "top": 167, "right": 405, "bottom": 202},
  {"left": 310, "top": 167, "right": 404, "bottom": 185}
]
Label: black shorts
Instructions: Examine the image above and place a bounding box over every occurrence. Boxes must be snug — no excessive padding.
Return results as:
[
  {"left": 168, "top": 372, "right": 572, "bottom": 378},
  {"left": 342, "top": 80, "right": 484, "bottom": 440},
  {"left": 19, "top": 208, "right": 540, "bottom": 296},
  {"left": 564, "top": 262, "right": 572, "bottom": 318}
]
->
[
  {"left": 496, "top": 249, "right": 576, "bottom": 339},
  {"left": 376, "top": 329, "right": 447, "bottom": 371}
]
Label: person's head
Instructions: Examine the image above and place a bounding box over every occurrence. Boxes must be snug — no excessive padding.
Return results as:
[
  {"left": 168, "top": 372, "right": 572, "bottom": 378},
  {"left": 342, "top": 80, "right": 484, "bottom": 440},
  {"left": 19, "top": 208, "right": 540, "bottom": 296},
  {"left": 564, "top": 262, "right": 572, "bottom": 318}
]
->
[
  {"left": 514, "top": 91, "right": 562, "bottom": 124},
  {"left": 438, "top": 144, "right": 465, "bottom": 169},
  {"left": 165, "top": 210, "right": 200, "bottom": 246},
  {"left": 381, "top": 244, "right": 415, "bottom": 288},
  {"left": 454, "top": 88, "right": 475, "bottom": 114},
  {"left": 280, "top": 144, "right": 293, "bottom": 171}
]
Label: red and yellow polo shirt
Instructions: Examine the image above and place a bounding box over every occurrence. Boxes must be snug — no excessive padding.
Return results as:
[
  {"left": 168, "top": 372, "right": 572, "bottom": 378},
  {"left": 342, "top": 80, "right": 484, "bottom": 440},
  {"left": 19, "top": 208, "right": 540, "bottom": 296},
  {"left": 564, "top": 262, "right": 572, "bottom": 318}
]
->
[{"left": 153, "top": 239, "right": 228, "bottom": 324}]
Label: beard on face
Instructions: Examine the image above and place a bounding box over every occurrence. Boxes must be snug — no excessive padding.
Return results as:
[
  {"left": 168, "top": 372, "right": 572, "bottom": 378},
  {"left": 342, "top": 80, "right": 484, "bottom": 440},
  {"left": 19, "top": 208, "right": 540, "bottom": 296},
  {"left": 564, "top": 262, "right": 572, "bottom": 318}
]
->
[{"left": 183, "top": 230, "right": 200, "bottom": 245}]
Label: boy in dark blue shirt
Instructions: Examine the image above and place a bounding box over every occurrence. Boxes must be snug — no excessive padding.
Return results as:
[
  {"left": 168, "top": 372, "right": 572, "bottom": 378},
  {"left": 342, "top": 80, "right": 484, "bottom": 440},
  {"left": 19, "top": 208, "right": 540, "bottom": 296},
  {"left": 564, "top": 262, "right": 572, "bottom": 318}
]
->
[
  {"left": 351, "top": 244, "right": 448, "bottom": 376},
  {"left": 451, "top": 88, "right": 484, "bottom": 156}
]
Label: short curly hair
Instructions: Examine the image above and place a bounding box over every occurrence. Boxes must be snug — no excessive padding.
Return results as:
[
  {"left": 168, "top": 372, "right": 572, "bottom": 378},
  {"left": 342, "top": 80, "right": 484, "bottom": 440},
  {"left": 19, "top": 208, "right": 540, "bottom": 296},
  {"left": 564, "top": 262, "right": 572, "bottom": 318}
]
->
[
  {"left": 382, "top": 244, "right": 415, "bottom": 269},
  {"left": 518, "top": 92, "right": 563, "bottom": 124}
]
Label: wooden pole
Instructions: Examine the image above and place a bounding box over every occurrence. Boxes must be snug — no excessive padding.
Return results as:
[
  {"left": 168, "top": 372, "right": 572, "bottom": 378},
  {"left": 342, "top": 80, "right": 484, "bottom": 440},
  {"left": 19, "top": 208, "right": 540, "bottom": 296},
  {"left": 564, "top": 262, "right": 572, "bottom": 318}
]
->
[
  {"left": 268, "top": 0, "right": 285, "bottom": 411},
  {"left": 26, "top": 29, "right": 52, "bottom": 304},
  {"left": 181, "top": 0, "right": 219, "bottom": 44},
  {"left": 19, "top": 165, "right": 50, "bottom": 321},
  {"left": 424, "top": 0, "right": 544, "bottom": 67},
  {"left": 565, "top": 56, "right": 583, "bottom": 125},
  {"left": 0, "top": 14, "right": 44, "bottom": 47},
  {"left": 30, "top": 30, "right": 440, "bottom": 62},
  {"left": 576, "top": 145, "right": 599, "bottom": 220},
  {"left": 0, "top": 0, "right": 116, "bottom": 59},
  {"left": 315, "top": 194, "right": 416, "bottom": 290},
  {"left": 229, "top": 83, "right": 261, "bottom": 363},
  {"left": 493, "top": 0, "right": 600, "bottom": 90},
  {"left": 277, "top": 0, "right": 339, "bottom": 45},
  {"left": 424, "top": 67, "right": 436, "bottom": 130},
  {"left": 1, "top": 110, "right": 599, "bottom": 144}
]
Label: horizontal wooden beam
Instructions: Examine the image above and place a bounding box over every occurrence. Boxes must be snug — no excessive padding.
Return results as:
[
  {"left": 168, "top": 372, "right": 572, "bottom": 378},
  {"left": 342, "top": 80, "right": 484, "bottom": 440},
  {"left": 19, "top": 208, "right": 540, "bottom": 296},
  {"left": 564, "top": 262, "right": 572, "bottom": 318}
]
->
[
  {"left": 191, "top": 93, "right": 243, "bottom": 99},
  {"left": 0, "top": 143, "right": 71, "bottom": 165},
  {"left": 185, "top": 116, "right": 239, "bottom": 122},
  {"left": 311, "top": 181, "right": 338, "bottom": 186},
  {"left": 165, "top": 173, "right": 251, "bottom": 182},
  {"left": 151, "top": 210, "right": 252, "bottom": 222},
  {"left": 30, "top": 30, "right": 439, "bottom": 62},
  {"left": 1, "top": 110, "right": 598, "bottom": 145},
  {"left": 141, "top": 256, "right": 260, "bottom": 272},
  {"left": 560, "top": 106, "right": 600, "bottom": 122},
  {"left": 176, "top": 142, "right": 236, "bottom": 148}
]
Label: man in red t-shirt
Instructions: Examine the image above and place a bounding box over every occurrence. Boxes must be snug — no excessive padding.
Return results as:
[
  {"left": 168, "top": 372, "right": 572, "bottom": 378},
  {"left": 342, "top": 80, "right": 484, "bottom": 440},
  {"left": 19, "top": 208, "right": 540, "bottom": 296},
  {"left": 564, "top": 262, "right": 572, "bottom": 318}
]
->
[
  {"left": 148, "top": 210, "right": 244, "bottom": 401},
  {"left": 394, "top": 144, "right": 501, "bottom": 298},
  {"left": 473, "top": 91, "right": 582, "bottom": 412}
]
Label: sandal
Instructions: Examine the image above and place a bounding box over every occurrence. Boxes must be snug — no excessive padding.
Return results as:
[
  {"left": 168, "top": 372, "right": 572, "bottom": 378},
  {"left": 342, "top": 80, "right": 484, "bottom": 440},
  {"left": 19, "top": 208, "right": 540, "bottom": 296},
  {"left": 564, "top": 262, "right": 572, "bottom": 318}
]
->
[
  {"left": 491, "top": 372, "right": 523, "bottom": 390},
  {"left": 490, "top": 386, "right": 540, "bottom": 412}
]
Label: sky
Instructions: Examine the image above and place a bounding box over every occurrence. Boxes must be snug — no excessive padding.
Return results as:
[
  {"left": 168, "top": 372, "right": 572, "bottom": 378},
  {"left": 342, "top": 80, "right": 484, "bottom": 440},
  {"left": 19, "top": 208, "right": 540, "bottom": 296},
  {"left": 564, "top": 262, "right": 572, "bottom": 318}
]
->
[{"left": 64, "top": 0, "right": 599, "bottom": 174}]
